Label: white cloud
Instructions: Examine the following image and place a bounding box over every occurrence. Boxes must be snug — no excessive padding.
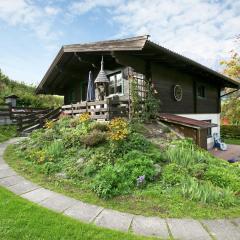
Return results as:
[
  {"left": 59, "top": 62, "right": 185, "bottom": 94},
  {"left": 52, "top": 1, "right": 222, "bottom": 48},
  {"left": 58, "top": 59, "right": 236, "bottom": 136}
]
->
[
  {"left": 69, "top": 0, "right": 240, "bottom": 70},
  {"left": 45, "top": 6, "right": 61, "bottom": 16},
  {"left": 0, "top": 0, "right": 61, "bottom": 43},
  {"left": 70, "top": 0, "right": 121, "bottom": 14}
]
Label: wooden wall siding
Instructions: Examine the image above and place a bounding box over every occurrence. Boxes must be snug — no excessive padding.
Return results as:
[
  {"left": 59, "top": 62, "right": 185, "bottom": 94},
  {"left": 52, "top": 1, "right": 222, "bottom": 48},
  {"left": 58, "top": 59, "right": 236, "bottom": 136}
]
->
[
  {"left": 151, "top": 63, "right": 194, "bottom": 113},
  {"left": 151, "top": 63, "right": 220, "bottom": 114},
  {"left": 196, "top": 83, "right": 219, "bottom": 113},
  {"left": 164, "top": 122, "right": 208, "bottom": 149}
]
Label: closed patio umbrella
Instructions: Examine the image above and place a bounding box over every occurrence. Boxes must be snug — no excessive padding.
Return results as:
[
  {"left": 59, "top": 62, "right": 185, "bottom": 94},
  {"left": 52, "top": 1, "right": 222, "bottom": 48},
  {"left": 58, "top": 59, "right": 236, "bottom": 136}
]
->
[{"left": 86, "top": 71, "right": 95, "bottom": 101}]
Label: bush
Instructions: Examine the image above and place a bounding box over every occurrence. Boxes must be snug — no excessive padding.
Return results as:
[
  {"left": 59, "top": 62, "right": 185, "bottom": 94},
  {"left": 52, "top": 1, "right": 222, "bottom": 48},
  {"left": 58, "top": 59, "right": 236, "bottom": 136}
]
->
[
  {"left": 204, "top": 166, "right": 240, "bottom": 193},
  {"left": 221, "top": 125, "right": 240, "bottom": 140},
  {"left": 90, "top": 122, "right": 109, "bottom": 132},
  {"left": 92, "top": 150, "right": 155, "bottom": 199},
  {"left": 81, "top": 130, "right": 107, "bottom": 147},
  {"left": 162, "top": 163, "right": 187, "bottom": 186},
  {"left": 110, "top": 132, "right": 151, "bottom": 156},
  {"left": 62, "top": 128, "right": 83, "bottom": 148}
]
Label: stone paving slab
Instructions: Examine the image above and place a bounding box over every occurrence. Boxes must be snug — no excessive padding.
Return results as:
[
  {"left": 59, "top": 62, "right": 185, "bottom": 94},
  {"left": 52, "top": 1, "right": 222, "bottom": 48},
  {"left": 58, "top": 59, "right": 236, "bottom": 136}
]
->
[
  {"left": 167, "top": 218, "right": 211, "bottom": 240},
  {"left": 0, "top": 168, "right": 17, "bottom": 179},
  {"left": 132, "top": 215, "right": 169, "bottom": 239},
  {"left": 0, "top": 159, "right": 5, "bottom": 164},
  {"left": 0, "top": 175, "right": 25, "bottom": 187},
  {"left": 64, "top": 201, "right": 103, "bottom": 223},
  {"left": 202, "top": 219, "right": 240, "bottom": 240},
  {"left": 232, "top": 218, "right": 240, "bottom": 227},
  {"left": 94, "top": 209, "right": 133, "bottom": 232},
  {"left": 21, "top": 188, "right": 55, "bottom": 203},
  {"left": 8, "top": 180, "right": 40, "bottom": 195},
  {"left": 0, "top": 163, "right": 10, "bottom": 170},
  {"left": 39, "top": 193, "right": 78, "bottom": 213}
]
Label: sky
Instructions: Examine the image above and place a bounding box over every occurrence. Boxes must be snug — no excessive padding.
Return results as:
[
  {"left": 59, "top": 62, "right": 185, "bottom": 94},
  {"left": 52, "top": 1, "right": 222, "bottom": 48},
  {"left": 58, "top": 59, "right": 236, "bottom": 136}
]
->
[{"left": 0, "top": 0, "right": 239, "bottom": 86}]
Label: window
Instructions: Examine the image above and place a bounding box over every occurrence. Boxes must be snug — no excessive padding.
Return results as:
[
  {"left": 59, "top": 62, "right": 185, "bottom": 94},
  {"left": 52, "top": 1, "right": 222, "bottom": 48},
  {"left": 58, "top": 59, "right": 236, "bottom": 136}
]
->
[
  {"left": 205, "top": 119, "right": 212, "bottom": 138},
  {"left": 108, "top": 72, "right": 123, "bottom": 95},
  {"left": 197, "top": 86, "right": 205, "bottom": 98}
]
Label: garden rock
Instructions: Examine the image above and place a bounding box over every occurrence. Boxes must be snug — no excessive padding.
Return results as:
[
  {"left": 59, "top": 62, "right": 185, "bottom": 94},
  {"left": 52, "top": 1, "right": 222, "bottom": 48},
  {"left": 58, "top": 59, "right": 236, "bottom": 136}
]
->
[
  {"left": 154, "top": 163, "right": 161, "bottom": 177},
  {"left": 55, "top": 172, "right": 68, "bottom": 179},
  {"left": 76, "top": 157, "right": 85, "bottom": 165}
]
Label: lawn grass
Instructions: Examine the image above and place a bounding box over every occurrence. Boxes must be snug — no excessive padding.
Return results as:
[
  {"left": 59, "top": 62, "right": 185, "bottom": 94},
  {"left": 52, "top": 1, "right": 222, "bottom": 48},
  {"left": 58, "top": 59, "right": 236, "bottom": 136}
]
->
[
  {"left": 4, "top": 144, "right": 240, "bottom": 219},
  {"left": 0, "top": 186, "right": 155, "bottom": 240},
  {"left": 224, "top": 138, "right": 240, "bottom": 145},
  {"left": 0, "top": 125, "right": 16, "bottom": 143}
]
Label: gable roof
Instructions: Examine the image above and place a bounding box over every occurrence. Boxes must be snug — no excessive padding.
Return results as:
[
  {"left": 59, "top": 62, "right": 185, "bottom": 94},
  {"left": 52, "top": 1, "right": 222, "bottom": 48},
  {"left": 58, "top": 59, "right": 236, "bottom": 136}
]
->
[{"left": 36, "top": 35, "right": 239, "bottom": 94}]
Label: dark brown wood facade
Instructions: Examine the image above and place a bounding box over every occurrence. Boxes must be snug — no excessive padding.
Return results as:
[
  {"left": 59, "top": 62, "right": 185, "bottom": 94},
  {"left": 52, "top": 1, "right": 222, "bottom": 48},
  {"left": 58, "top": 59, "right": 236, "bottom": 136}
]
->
[{"left": 151, "top": 63, "right": 221, "bottom": 114}]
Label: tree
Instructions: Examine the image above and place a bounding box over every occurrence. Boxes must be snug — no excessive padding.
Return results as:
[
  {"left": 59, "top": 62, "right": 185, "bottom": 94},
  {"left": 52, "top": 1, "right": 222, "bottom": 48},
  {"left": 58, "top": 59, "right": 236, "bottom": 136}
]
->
[
  {"left": 220, "top": 51, "right": 240, "bottom": 125},
  {"left": 220, "top": 51, "right": 240, "bottom": 80}
]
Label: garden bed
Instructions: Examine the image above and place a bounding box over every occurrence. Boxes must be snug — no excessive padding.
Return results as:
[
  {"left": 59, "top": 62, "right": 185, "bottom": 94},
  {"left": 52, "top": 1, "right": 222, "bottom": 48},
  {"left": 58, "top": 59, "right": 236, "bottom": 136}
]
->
[{"left": 4, "top": 115, "right": 240, "bottom": 219}]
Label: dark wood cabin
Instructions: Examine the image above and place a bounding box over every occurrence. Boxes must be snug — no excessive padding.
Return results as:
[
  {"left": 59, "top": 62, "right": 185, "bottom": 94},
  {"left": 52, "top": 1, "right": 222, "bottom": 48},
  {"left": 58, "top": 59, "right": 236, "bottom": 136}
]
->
[{"left": 36, "top": 35, "right": 239, "bottom": 149}]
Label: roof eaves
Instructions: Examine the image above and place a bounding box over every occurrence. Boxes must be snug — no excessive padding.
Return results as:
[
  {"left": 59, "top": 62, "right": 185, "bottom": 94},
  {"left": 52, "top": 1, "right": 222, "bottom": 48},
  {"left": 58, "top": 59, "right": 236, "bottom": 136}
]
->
[
  {"left": 36, "top": 47, "right": 65, "bottom": 94},
  {"left": 146, "top": 40, "right": 240, "bottom": 88}
]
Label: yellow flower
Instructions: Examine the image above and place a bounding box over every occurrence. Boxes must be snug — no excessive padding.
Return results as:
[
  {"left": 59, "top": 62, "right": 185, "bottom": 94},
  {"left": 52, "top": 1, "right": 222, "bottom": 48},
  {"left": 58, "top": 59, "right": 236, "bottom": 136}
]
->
[
  {"left": 79, "top": 112, "right": 91, "bottom": 123},
  {"left": 108, "top": 118, "right": 129, "bottom": 141},
  {"left": 45, "top": 120, "right": 54, "bottom": 129}
]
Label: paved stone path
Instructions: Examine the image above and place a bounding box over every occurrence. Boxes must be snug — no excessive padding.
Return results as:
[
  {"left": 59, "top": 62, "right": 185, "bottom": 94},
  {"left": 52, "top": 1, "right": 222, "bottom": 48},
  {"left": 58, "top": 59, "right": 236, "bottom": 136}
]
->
[{"left": 0, "top": 138, "right": 240, "bottom": 239}]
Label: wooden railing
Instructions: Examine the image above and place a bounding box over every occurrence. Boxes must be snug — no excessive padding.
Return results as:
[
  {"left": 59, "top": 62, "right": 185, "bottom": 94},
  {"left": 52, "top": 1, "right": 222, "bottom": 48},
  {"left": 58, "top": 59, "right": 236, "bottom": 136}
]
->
[
  {"left": 62, "top": 98, "right": 129, "bottom": 120},
  {"left": 17, "top": 107, "right": 61, "bottom": 133},
  {"left": 0, "top": 105, "right": 49, "bottom": 121}
]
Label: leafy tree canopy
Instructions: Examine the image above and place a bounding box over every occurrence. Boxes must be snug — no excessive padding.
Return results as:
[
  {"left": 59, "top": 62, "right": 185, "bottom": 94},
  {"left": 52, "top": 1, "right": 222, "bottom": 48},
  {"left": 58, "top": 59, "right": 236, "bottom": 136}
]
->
[{"left": 220, "top": 50, "right": 240, "bottom": 125}]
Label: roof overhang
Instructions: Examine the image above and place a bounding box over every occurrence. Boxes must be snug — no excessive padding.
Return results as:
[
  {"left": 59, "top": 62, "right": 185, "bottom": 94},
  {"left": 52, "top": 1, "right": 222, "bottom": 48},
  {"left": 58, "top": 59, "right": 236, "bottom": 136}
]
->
[
  {"left": 158, "top": 113, "right": 218, "bottom": 129},
  {"left": 36, "top": 35, "right": 240, "bottom": 95}
]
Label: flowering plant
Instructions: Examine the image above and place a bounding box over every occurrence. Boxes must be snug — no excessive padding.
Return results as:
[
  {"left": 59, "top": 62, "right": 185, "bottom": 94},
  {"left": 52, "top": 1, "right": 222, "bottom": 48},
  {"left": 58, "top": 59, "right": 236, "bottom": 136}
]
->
[
  {"left": 136, "top": 175, "right": 145, "bottom": 187},
  {"left": 108, "top": 118, "right": 129, "bottom": 141},
  {"left": 45, "top": 120, "right": 54, "bottom": 129},
  {"left": 79, "top": 112, "right": 91, "bottom": 123}
]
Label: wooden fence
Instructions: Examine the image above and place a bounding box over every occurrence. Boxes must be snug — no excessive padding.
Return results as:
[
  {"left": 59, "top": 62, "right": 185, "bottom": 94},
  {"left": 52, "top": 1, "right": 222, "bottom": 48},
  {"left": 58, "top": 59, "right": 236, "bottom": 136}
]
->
[
  {"left": 0, "top": 105, "right": 49, "bottom": 122},
  {"left": 62, "top": 98, "right": 129, "bottom": 120}
]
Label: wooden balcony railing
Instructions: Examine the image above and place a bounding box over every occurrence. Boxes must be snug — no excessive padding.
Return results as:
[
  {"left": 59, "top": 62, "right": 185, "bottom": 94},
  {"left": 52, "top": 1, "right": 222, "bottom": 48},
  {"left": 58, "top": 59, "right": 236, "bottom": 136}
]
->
[{"left": 62, "top": 98, "right": 129, "bottom": 120}]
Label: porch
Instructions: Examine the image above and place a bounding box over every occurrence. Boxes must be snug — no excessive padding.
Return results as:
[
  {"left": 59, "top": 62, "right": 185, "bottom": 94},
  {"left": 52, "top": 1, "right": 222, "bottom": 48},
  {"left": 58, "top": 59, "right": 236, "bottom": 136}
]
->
[{"left": 62, "top": 97, "right": 129, "bottom": 120}]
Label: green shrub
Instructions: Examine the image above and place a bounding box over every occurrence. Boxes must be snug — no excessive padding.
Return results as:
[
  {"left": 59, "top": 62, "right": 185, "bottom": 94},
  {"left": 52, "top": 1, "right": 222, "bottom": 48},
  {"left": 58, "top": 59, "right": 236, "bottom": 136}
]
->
[
  {"left": 221, "top": 125, "right": 240, "bottom": 140},
  {"left": 181, "top": 177, "right": 237, "bottom": 206},
  {"left": 112, "top": 133, "right": 150, "bottom": 156},
  {"left": 92, "top": 150, "right": 155, "bottom": 199},
  {"left": 165, "top": 140, "right": 208, "bottom": 169},
  {"left": 62, "top": 128, "right": 83, "bottom": 148},
  {"left": 83, "top": 147, "right": 114, "bottom": 176},
  {"left": 121, "top": 151, "right": 156, "bottom": 182},
  {"left": 188, "top": 163, "right": 208, "bottom": 179},
  {"left": 92, "top": 164, "right": 128, "bottom": 198},
  {"left": 42, "top": 162, "right": 61, "bottom": 175},
  {"left": 45, "top": 140, "right": 65, "bottom": 161},
  {"left": 162, "top": 163, "right": 187, "bottom": 186},
  {"left": 81, "top": 130, "right": 107, "bottom": 147},
  {"left": 90, "top": 122, "right": 109, "bottom": 132},
  {"left": 204, "top": 166, "right": 240, "bottom": 193}
]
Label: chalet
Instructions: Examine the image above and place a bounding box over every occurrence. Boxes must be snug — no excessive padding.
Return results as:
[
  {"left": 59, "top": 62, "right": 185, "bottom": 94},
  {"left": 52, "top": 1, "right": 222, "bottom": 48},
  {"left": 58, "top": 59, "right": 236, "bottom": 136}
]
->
[{"left": 36, "top": 35, "right": 239, "bottom": 149}]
